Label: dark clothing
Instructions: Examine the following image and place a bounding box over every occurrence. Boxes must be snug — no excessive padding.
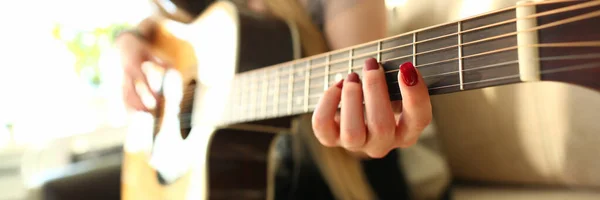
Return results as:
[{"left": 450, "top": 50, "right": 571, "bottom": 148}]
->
[
  {"left": 272, "top": 133, "right": 411, "bottom": 200},
  {"left": 168, "top": 0, "right": 214, "bottom": 17}
]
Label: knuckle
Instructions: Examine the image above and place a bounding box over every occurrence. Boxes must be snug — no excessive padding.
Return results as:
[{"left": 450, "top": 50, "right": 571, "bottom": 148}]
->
[
  {"left": 367, "top": 121, "right": 393, "bottom": 135},
  {"left": 341, "top": 129, "right": 365, "bottom": 146}
]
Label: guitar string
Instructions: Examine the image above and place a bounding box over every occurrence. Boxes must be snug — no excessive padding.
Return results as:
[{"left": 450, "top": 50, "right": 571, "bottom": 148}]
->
[
  {"left": 235, "top": 8, "right": 600, "bottom": 87},
  {"left": 147, "top": 53, "right": 600, "bottom": 127},
  {"left": 235, "top": 1, "right": 600, "bottom": 79},
  {"left": 234, "top": 40, "right": 600, "bottom": 99},
  {"left": 170, "top": 43, "right": 600, "bottom": 121},
  {"left": 160, "top": 61, "right": 600, "bottom": 130},
  {"left": 283, "top": 3, "right": 600, "bottom": 77},
  {"left": 169, "top": 40, "right": 599, "bottom": 125},
  {"left": 228, "top": 60, "right": 600, "bottom": 124},
  {"left": 160, "top": 60, "right": 599, "bottom": 130},
  {"left": 235, "top": 0, "right": 598, "bottom": 77},
  {"left": 147, "top": 2, "right": 600, "bottom": 124},
  {"left": 258, "top": 41, "right": 600, "bottom": 93}
]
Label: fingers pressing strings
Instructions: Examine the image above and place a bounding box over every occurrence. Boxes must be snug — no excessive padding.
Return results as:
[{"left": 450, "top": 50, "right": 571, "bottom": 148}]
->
[
  {"left": 313, "top": 57, "right": 433, "bottom": 158},
  {"left": 395, "top": 62, "right": 432, "bottom": 147}
]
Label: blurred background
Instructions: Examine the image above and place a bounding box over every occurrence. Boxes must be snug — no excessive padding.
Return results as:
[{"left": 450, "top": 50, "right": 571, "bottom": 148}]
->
[
  {"left": 1, "top": 0, "right": 598, "bottom": 199},
  {"left": 0, "top": 1, "right": 152, "bottom": 199}
]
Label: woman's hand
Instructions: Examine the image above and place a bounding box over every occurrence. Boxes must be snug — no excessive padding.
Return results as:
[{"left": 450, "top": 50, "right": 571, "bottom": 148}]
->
[
  {"left": 312, "top": 57, "right": 432, "bottom": 158},
  {"left": 115, "top": 33, "right": 165, "bottom": 112}
]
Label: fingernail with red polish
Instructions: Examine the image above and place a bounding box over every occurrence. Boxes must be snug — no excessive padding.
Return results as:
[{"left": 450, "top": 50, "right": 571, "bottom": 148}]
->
[
  {"left": 347, "top": 72, "right": 360, "bottom": 83},
  {"left": 364, "top": 58, "right": 379, "bottom": 71},
  {"left": 400, "top": 62, "right": 418, "bottom": 86},
  {"left": 336, "top": 79, "right": 344, "bottom": 88}
]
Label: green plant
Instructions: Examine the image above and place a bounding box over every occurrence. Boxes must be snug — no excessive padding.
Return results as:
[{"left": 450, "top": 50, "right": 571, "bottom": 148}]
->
[{"left": 52, "top": 23, "right": 132, "bottom": 87}]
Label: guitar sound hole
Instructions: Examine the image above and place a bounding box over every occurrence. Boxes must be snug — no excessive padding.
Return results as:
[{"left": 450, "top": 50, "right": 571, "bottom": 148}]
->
[{"left": 179, "top": 80, "right": 196, "bottom": 140}]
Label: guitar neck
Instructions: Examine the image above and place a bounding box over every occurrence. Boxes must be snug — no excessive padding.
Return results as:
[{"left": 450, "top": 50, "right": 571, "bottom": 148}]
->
[{"left": 222, "top": 0, "right": 600, "bottom": 125}]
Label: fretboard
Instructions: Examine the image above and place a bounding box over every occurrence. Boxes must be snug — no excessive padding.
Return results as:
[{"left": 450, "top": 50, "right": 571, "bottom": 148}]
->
[{"left": 222, "top": 0, "right": 600, "bottom": 125}]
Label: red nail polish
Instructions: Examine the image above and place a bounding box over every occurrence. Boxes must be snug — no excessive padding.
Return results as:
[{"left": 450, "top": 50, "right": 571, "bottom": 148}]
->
[
  {"left": 364, "top": 58, "right": 379, "bottom": 71},
  {"left": 346, "top": 72, "right": 360, "bottom": 83},
  {"left": 400, "top": 62, "right": 418, "bottom": 86},
  {"left": 335, "top": 79, "right": 344, "bottom": 88}
]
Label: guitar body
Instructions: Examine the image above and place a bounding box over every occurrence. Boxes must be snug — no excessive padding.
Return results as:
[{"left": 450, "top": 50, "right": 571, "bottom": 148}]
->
[
  {"left": 121, "top": 0, "right": 600, "bottom": 200},
  {"left": 121, "top": 1, "right": 299, "bottom": 200}
]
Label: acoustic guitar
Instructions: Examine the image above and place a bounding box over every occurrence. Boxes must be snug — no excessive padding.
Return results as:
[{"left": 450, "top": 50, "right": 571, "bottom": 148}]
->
[{"left": 121, "top": 0, "right": 600, "bottom": 199}]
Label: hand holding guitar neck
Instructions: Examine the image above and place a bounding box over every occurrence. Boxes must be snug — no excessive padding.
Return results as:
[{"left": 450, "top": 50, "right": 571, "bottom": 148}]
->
[{"left": 312, "top": 58, "right": 432, "bottom": 158}]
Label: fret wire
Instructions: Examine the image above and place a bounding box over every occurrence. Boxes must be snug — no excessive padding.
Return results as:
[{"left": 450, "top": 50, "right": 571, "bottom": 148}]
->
[
  {"left": 241, "top": 50, "right": 600, "bottom": 115},
  {"left": 217, "top": 4, "right": 598, "bottom": 124},
  {"left": 233, "top": 73, "right": 524, "bottom": 115},
  {"left": 264, "top": 81, "right": 326, "bottom": 95},
  {"left": 304, "top": 61, "right": 310, "bottom": 112},
  {"left": 458, "top": 21, "right": 464, "bottom": 90},
  {"left": 240, "top": 76, "right": 247, "bottom": 121},
  {"left": 235, "top": 83, "right": 241, "bottom": 122},
  {"left": 348, "top": 49, "right": 353, "bottom": 74},
  {"left": 250, "top": 73, "right": 257, "bottom": 119},
  {"left": 412, "top": 32, "right": 417, "bottom": 65},
  {"left": 377, "top": 41, "right": 382, "bottom": 61},
  {"left": 231, "top": 3, "right": 592, "bottom": 80},
  {"left": 274, "top": 68, "right": 280, "bottom": 116},
  {"left": 229, "top": 80, "right": 237, "bottom": 122},
  {"left": 224, "top": 81, "right": 231, "bottom": 122},
  {"left": 271, "top": 44, "right": 516, "bottom": 91},
  {"left": 264, "top": 44, "right": 517, "bottom": 93},
  {"left": 237, "top": 15, "right": 574, "bottom": 82},
  {"left": 233, "top": 5, "right": 599, "bottom": 113},
  {"left": 261, "top": 71, "right": 268, "bottom": 118},
  {"left": 324, "top": 54, "right": 330, "bottom": 90},
  {"left": 287, "top": 66, "right": 293, "bottom": 115}
]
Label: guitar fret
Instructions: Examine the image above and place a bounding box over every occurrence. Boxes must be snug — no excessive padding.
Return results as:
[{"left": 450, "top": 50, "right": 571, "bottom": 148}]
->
[
  {"left": 250, "top": 73, "right": 257, "bottom": 119},
  {"left": 233, "top": 80, "right": 241, "bottom": 121},
  {"left": 274, "top": 69, "right": 280, "bottom": 116},
  {"left": 458, "top": 21, "right": 465, "bottom": 90},
  {"left": 348, "top": 49, "right": 353, "bottom": 73},
  {"left": 287, "top": 66, "right": 293, "bottom": 115},
  {"left": 225, "top": 80, "right": 233, "bottom": 122},
  {"left": 304, "top": 61, "right": 310, "bottom": 112},
  {"left": 412, "top": 33, "right": 417, "bottom": 64},
  {"left": 261, "top": 71, "right": 268, "bottom": 118},
  {"left": 221, "top": 6, "right": 532, "bottom": 124},
  {"left": 240, "top": 76, "right": 247, "bottom": 121},
  {"left": 377, "top": 41, "right": 382, "bottom": 61},
  {"left": 324, "top": 54, "right": 330, "bottom": 90}
]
